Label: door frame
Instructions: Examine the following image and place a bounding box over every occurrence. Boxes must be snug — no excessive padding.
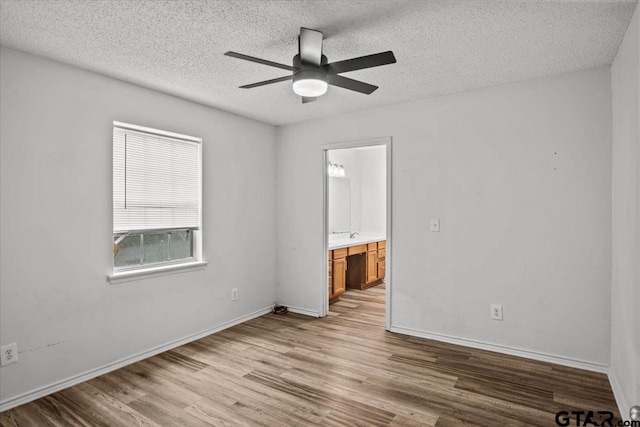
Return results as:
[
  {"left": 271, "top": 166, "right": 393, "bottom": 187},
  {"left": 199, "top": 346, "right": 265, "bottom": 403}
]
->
[{"left": 321, "top": 137, "right": 392, "bottom": 330}]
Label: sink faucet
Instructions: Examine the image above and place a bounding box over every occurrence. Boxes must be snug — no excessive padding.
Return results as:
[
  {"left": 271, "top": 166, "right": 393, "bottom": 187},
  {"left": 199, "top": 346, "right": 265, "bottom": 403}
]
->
[{"left": 350, "top": 232, "right": 359, "bottom": 239}]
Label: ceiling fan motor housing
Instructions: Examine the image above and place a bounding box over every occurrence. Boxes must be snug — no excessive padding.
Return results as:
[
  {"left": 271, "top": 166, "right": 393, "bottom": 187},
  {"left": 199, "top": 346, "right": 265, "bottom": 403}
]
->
[{"left": 292, "top": 54, "right": 328, "bottom": 97}]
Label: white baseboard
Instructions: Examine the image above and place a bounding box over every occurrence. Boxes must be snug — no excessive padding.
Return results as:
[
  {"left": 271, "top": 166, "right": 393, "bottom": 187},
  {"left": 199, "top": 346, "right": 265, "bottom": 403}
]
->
[
  {"left": 0, "top": 306, "right": 274, "bottom": 412},
  {"left": 608, "top": 365, "right": 630, "bottom": 418},
  {"left": 285, "top": 305, "right": 320, "bottom": 317},
  {"left": 390, "top": 325, "right": 609, "bottom": 374}
]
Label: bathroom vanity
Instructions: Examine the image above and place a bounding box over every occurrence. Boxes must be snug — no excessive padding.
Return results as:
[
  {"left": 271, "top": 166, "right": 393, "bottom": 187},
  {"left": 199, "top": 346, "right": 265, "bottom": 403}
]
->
[{"left": 328, "top": 238, "right": 386, "bottom": 303}]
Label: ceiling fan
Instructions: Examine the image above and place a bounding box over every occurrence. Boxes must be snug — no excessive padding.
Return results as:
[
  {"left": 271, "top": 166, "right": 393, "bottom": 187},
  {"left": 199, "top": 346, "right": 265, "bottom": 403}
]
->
[{"left": 224, "top": 27, "right": 396, "bottom": 103}]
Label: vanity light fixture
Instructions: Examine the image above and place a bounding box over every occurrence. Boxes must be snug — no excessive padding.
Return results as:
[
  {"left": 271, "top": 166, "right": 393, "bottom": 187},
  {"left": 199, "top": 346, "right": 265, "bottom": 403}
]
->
[{"left": 327, "top": 162, "right": 345, "bottom": 177}]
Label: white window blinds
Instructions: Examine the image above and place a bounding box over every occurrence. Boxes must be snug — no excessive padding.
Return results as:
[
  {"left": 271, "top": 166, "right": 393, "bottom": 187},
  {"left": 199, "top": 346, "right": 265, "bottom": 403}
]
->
[{"left": 113, "top": 123, "right": 201, "bottom": 233}]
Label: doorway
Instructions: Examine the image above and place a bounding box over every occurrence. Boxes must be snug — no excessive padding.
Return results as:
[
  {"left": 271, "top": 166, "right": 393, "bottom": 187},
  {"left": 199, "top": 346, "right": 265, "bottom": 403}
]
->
[{"left": 322, "top": 137, "right": 392, "bottom": 330}]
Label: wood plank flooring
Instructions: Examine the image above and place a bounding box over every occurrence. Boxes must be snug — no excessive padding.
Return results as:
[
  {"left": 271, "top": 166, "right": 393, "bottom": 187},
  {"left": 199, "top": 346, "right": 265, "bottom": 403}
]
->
[{"left": 0, "top": 284, "right": 621, "bottom": 426}]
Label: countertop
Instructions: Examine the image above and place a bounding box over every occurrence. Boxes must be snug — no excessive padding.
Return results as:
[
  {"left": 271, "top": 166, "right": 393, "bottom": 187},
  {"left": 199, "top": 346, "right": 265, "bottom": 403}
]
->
[{"left": 328, "top": 234, "right": 386, "bottom": 250}]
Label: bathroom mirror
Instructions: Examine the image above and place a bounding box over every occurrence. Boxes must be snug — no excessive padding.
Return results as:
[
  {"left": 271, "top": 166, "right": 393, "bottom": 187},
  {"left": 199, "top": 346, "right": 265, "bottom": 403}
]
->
[{"left": 328, "top": 177, "right": 350, "bottom": 233}]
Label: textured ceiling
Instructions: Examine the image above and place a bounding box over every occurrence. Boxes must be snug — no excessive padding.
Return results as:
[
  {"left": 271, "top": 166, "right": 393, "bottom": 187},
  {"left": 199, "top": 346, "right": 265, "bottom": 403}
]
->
[{"left": 0, "top": 0, "right": 637, "bottom": 125}]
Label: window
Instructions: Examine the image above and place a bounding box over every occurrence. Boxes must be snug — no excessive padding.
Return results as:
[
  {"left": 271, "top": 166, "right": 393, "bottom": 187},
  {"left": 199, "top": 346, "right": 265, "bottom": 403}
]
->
[{"left": 112, "top": 122, "right": 203, "bottom": 275}]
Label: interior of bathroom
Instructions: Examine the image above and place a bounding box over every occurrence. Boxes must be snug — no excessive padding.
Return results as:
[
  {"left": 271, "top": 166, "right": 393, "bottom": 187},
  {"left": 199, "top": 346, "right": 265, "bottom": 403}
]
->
[{"left": 327, "top": 145, "right": 387, "bottom": 304}]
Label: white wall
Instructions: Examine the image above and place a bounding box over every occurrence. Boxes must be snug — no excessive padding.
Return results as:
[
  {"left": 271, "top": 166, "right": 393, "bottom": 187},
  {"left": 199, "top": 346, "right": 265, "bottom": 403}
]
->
[
  {"left": 0, "top": 47, "right": 277, "bottom": 407},
  {"left": 611, "top": 4, "right": 639, "bottom": 417},
  {"left": 277, "top": 67, "right": 612, "bottom": 367}
]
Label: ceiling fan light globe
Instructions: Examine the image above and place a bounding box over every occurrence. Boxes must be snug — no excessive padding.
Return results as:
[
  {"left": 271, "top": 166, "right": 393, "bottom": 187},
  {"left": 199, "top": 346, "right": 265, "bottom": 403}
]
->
[
  {"left": 292, "top": 69, "right": 327, "bottom": 97},
  {"left": 293, "top": 78, "right": 327, "bottom": 97}
]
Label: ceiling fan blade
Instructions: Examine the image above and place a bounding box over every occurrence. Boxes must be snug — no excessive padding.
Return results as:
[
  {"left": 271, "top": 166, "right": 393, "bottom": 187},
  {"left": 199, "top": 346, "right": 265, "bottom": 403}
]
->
[
  {"left": 328, "top": 75, "right": 378, "bottom": 95},
  {"left": 299, "top": 27, "right": 323, "bottom": 65},
  {"left": 325, "top": 51, "right": 396, "bottom": 75},
  {"left": 302, "top": 96, "right": 316, "bottom": 104},
  {"left": 239, "top": 75, "right": 293, "bottom": 89},
  {"left": 225, "top": 51, "right": 297, "bottom": 72}
]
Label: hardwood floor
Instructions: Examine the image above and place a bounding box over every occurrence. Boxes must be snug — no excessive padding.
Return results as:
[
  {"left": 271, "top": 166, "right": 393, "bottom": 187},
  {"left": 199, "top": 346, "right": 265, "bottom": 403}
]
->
[{"left": 0, "top": 284, "right": 621, "bottom": 426}]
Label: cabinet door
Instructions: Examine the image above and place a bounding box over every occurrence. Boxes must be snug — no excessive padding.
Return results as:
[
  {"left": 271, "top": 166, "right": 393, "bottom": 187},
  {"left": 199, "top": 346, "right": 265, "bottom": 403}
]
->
[
  {"left": 366, "top": 250, "right": 378, "bottom": 283},
  {"left": 333, "top": 257, "right": 346, "bottom": 296},
  {"left": 328, "top": 252, "right": 333, "bottom": 298},
  {"left": 377, "top": 259, "right": 386, "bottom": 280},
  {"left": 377, "top": 248, "right": 386, "bottom": 281}
]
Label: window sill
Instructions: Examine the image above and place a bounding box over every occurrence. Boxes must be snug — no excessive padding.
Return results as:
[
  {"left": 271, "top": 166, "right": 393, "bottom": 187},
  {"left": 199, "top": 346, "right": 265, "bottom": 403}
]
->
[{"left": 107, "top": 261, "right": 208, "bottom": 284}]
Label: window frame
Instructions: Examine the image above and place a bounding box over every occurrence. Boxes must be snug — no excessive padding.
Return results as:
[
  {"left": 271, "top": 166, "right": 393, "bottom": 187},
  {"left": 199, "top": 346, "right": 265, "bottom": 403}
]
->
[{"left": 108, "top": 121, "right": 205, "bottom": 283}]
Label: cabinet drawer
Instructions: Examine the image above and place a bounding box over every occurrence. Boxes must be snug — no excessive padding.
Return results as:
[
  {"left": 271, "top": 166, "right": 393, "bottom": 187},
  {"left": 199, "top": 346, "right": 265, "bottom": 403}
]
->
[
  {"left": 377, "top": 248, "right": 386, "bottom": 260},
  {"left": 329, "top": 250, "right": 333, "bottom": 260},
  {"left": 333, "top": 248, "right": 348, "bottom": 259},
  {"left": 348, "top": 244, "right": 367, "bottom": 255},
  {"left": 378, "top": 240, "right": 386, "bottom": 249},
  {"left": 367, "top": 243, "right": 377, "bottom": 252}
]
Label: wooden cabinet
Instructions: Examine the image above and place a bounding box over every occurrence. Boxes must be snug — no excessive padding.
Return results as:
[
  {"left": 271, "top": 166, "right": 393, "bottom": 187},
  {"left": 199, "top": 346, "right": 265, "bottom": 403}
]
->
[
  {"left": 330, "top": 240, "right": 386, "bottom": 300},
  {"left": 332, "top": 257, "right": 346, "bottom": 298},
  {"left": 328, "top": 250, "right": 333, "bottom": 300},
  {"left": 377, "top": 247, "right": 386, "bottom": 281},
  {"left": 364, "top": 240, "right": 385, "bottom": 288},
  {"left": 366, "top": 249, "right": 378, "bottom": 283},
  {"left": 329, "top": 249, "right": 347, "bottom": 303}
]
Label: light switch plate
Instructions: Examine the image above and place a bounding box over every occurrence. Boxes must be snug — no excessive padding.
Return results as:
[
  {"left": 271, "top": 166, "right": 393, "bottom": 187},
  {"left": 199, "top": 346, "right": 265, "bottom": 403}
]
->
[{"left": 430, "top": 219, "right": 440, "bottom": 232}]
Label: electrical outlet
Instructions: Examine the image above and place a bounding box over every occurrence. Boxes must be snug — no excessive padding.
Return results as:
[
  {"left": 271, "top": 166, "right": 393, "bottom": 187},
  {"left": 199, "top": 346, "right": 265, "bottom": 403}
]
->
[
  {"left": 231, "top": 288, "right": 238, "bottom": 301},
  {"left": 430, "top": 219, "right": 440, "bottom": 232},
  {"left": 491, "top": 304, "right": 503, "bottom": 321},
  {"left": 1, "top": 343, "right": 18, "bottom": 366}
]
